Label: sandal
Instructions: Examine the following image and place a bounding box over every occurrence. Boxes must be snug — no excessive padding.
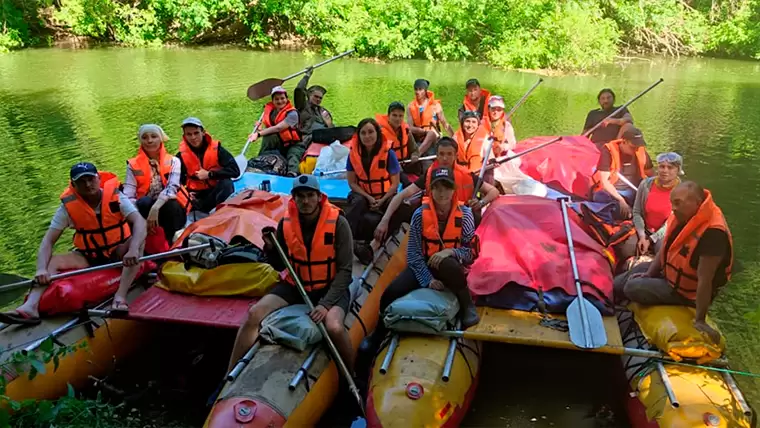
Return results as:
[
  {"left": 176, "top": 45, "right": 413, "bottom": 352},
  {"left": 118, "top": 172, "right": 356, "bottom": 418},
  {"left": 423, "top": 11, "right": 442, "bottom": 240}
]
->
[
  {"left": 111, "top": 297, "right": 130, "bottom": 313},
  {"left": 0, "top": 309, "right": 41, "bottom": 325}
]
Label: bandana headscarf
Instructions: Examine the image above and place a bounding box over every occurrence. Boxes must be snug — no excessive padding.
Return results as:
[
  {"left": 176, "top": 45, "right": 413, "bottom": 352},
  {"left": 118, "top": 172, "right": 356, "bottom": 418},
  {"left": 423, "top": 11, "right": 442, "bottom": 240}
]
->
[{"left": 138, "top": 124, "right": 169, "bottom": 142}]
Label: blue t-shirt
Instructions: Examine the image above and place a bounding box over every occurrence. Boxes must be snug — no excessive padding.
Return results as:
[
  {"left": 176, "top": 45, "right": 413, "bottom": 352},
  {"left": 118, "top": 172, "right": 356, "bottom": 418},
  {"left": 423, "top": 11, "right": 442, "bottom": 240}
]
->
[{"left": 346, "top": 149, "right": 401, "bottom": 175}]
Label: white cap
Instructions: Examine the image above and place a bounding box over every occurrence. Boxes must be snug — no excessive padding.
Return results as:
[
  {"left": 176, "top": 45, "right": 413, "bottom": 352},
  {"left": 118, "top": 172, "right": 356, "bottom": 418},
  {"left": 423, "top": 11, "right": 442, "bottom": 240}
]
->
[
  {"left": 181, "top": 117, "right": 204, "bottom": 128},
  {"left": 488, "top": 96, "right": 506, "bottom": 109},
  {"left": 271, "top": 86, "right": 287, "bottom": 95}
]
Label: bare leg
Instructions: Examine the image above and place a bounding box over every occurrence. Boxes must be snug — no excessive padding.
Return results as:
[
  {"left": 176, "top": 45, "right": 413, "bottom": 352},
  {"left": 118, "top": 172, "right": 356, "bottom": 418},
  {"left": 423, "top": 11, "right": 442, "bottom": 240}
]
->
[
  {"left": 417, "top": 130, "right": 438, "bottom": 155},
  {"left": 111, "top": 238, "right": 145, "bottom": 309},
  {"left": 15, "top": 252, "right": 90, "bottom": 318},
  {"left": 227, "top": 294, "right": 288, "bottom": 372},
  {"left": 324, "top": 306, "right": 355, "bottom": 371}
]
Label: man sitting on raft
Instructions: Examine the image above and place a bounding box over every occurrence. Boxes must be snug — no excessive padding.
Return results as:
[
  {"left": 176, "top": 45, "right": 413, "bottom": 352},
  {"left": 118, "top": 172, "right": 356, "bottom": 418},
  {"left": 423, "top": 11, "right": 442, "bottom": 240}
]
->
[
  {"left": 583, "top": 88, "right": 634, "bottom": 149},
  {"left": 614, "top": 181, "right": 732, "bottom": 343},
  {"left": 590, "top": 125, "right": 654, "bottom": 218},
  {"left": 376, "top": 101, "right": 421, "bottom": 186},
  {"left": 251, "top": 86, "right": 305, "bottom": 176},
  {"left": 228, "top": 175, "right": 356, "bottom": 372},
  {"left": 0, "top": 163, "right": 147, "bottom": 324},
  {"left": 294, "top": 66, "right": 333, "bottom": 144},
  {"left": 458, "top": 78, "right": 491, "bottom": 123},
  {"left": 407, "top": 79, "right": 455, "bottom": 157},
  {"left": 362, "top": 167, "right": 480, "bottom": 353},
  {"left": 177, "top": 117, "right": 240, "bottom": 213},
  {"left": 374, "top": 137, "right": 499, "bottom": 243}
]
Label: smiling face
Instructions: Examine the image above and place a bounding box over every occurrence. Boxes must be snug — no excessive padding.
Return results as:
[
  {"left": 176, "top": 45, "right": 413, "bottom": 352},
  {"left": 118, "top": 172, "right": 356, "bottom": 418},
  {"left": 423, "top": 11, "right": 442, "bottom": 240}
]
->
[
  {"left": 463, "top": 117, "right": 479, "bottom": 135},
  {"left": 273, "top": 92, "right": 288, "bottom": 109},
  {"left": 182, "top": 126, "right": 204, "bottom": 148},
  {"left": 140, "top": 131, "right": 163, "bottom": 156},
  {"left": 359, "top": 122, "right": 378, "bottom": 149}
]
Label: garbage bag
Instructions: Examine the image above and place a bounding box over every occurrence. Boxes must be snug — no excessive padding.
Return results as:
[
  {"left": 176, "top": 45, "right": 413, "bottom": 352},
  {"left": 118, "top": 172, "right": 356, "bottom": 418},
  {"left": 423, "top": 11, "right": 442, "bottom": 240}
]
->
[
  {"left": 313, "top": 141, "right": 350, "bottom": 178},
  {"left": 383, "top": 288, "right": 460, "bottom": 334},
  {"left": 260, "top": 304, "right": 323, "bottom": 351}
]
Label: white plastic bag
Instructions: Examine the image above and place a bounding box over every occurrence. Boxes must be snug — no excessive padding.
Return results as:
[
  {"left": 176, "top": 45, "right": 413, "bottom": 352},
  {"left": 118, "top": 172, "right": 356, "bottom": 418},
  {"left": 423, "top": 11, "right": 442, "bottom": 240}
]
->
[
  {"left": 313, "top": 140, "right": 350, "bottom": 178},
  {"left": 493, "top": 149, "right": 535, "bottom": 194}
]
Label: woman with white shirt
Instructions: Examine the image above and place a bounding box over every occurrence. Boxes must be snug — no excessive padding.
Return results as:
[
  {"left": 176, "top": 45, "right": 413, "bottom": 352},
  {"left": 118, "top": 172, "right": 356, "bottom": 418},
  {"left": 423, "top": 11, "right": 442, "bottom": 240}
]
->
[{"left": 124, "top": 124, "right": 188, "bottom": 244}]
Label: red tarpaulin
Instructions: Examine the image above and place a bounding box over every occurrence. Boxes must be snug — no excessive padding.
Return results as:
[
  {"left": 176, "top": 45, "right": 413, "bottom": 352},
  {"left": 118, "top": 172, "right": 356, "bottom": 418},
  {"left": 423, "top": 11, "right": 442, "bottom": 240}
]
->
[
  {"left": 515, "top": 135, "right": 599, "bottom": 198},
  {"left": 468, "top": 195, "right": 614, "bottom": 314}
]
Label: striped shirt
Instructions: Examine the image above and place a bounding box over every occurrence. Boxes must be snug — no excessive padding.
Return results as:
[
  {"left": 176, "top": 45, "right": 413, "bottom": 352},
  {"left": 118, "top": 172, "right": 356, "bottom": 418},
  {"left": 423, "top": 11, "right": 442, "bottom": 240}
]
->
[
  {"left": 407, "top": 204, "right": 475, "bottom": 288},
  {"left": 123, "top": 156, "right": 181, "bottom": 202}
]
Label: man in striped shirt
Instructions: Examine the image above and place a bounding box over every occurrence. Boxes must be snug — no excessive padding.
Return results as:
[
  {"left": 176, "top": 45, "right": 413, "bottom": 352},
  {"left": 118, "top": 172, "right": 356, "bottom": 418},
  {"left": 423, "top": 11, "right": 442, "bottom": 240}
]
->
[{"left": 360, "top": 167, "right": 479, "bottom": 353}]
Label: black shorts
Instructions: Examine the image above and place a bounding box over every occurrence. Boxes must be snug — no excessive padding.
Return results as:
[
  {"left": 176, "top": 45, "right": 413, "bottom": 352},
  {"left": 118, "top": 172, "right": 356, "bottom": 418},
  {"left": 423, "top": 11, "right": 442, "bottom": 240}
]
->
[
  {"left": 75, "top": 250, "right": 119, "bottom": 267},
  {"left": 268, "top": 281, "right": 350, "bottom": 313}
]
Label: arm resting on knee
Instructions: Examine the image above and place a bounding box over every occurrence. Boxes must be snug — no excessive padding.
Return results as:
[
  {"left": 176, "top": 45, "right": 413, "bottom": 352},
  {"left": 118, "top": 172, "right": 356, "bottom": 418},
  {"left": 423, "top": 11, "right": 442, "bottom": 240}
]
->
[{"left": 695, "top": 255, "right": 721, "bottom": 322}]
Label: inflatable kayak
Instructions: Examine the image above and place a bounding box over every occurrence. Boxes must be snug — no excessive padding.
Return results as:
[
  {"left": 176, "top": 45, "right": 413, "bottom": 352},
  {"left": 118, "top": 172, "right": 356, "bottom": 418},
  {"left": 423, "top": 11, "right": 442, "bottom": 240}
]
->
[{"left": 203, "top": 227, "right": 409, "bottom": 427}]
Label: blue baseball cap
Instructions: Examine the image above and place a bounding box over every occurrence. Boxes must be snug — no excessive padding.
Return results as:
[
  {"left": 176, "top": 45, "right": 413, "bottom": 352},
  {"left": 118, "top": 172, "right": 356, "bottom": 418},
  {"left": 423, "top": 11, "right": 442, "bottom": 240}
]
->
[{"left": 70, "top": 162, "right": 98, "bottom": 181}]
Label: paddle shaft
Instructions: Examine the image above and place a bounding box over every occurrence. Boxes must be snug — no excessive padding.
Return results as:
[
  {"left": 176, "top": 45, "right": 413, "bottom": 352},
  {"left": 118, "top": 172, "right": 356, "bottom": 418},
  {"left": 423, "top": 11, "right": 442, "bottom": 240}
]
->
[
  {"left": 559, "top": 197, "right": 598, "bottom": 348},
  {"left": 281, "top": 49, "right": 355, "bottom": 82},
  {"left": 472, "top": 137, "right": 495, "bottom": 200},
  {"left": 266, "top": 231, "right": 366, "bottom": 417},
  {"left": 505, "top": 78, "right": 543, "bottom": 121},
  {"left": 239, "top": 111, "right": 266, "bottom": 157},
  {"left": 616, "top": 174, "right": 639, "bottom": 192},
  {"left": 0, "top": 243, "right": 211, "bottom": 293},
  {"left": 487, "top": 78, "right": 664, "bottom": 171}
]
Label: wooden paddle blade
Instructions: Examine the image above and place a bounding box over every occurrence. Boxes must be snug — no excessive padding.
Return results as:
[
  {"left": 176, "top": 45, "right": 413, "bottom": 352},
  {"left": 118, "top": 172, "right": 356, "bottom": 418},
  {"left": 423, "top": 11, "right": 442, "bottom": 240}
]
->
[
  {"left": 247, "top": 78, "right": 285, "bottom": 100},
  {"left": 567, "top": 297, "right": 607, "bottom": 349}
]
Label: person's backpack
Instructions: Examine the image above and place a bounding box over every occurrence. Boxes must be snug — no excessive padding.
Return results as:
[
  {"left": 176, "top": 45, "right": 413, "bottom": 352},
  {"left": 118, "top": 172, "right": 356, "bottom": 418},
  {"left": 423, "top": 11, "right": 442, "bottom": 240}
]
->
[{"left": 247, "top": 152, "right": 287, "bottom": 176}]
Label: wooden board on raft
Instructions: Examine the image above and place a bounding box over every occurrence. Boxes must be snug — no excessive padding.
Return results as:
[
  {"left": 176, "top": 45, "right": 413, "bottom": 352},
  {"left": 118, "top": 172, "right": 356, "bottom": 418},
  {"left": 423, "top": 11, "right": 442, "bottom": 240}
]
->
[{"left": 466, "top": 307, "right": 624, "bottom": 354}]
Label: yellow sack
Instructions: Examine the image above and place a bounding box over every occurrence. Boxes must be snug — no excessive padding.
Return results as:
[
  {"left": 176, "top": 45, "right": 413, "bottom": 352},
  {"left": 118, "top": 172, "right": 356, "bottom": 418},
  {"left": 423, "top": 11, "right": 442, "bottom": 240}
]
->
[
  {"left": 629, "top": 302, "right": 725, "bottom": 364},
  {"left": 299, "top": 156, "right": 317, "bottom": 174},
  {"left": 157, "top": 261, "right": 278, "bottom": 297},
  {"left": 634, "top": 364, "right": 751, "bottom": 428}
]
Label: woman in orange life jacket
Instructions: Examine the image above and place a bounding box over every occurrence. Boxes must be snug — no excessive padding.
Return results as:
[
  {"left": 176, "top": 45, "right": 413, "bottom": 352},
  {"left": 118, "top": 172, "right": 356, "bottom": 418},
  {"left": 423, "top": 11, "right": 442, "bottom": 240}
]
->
[
  {"left": 483, "top": 95, "right": 517, "bottom": 157},
  {"left": 614, "top": 181, "right": 732, "bottom": 344},
  {"left": 123, "top": 124, "right": 187, "bottom": 244},
  {"left": 590, "top": 124, "right": 654, "bottom": 219},
  {"left": 457, "top": 78, "right": 491, "bottom": 123},
  {"left": 406, "top": 79, "right": 455, "bottom": 157},
  {"left": 376, "top": 101, "right": 422, "bottom": 186},
  {"left": 582, "top": 88, "right": 634, "bottom": 149},
  {"left": 346, "top": 118, "right": 401, "bottom": 264},
  {"left": 454, "top": 111, "right": 491, "bottom": 174},
  {"left": 251, "top": 86, "right": 305, "bottom": 176},
  {"left": 632, "top": 152, "right": 683, "bottom": 255},
  {"left": 374, "top": 137, "right": 500, "bottom": 244},
  {"left": 0, "top": 163, "right": 147, "bottom": 324},
  {"left": 176, "top": 117, "right": 240, "bottom": 214},
  {"left": 227, "top": 175, "right": 356, "bottom": 373},
  {"left": 359, "top": 166, "right": 480, "bottom": 354}
]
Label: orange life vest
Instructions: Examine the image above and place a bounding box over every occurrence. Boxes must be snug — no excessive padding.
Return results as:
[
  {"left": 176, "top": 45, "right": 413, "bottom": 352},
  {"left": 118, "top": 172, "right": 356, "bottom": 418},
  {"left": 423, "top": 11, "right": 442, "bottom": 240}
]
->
[
  {"left": 348, "top": 135, "right": 393, "bottom": 199},
  {"left": 283, "top": 195, "right": 341, "bottom": 292},
  {"left": 425, "top": 161, "right": 473, "bottom": 203},
  {"left": 262, "top": 101, "right": 300, "bottom": 146},
  {"left": 579, "top": 204, "right": 636, "bottom": 248},
  {"left": 127, "top": 144, "right": 191, "bottom": 212},
  {"left": 591, "top": 140, "right": 652, "bottom": 192},
  {"left": 60, "top": 172, "right": 131, "bottom": 260},
  {"left": 178, "top": 135, "right": 221, "bottom": 192},
  {"left": 375, "top": 113, "right": 412, "bottom": 160},
  {"left": 421, "top": 196, "right": 464, "bottom": 259},
  {"left": 462, "top": 88, "right": 492, "bottom": 120},
  {"left": 484, "top": 115, "right": 510, "bottom": 145},
  {"left": 454, "top": 126, "right": 491, "bottom": 173},
  {"left": 409, "top": 91, "right": 441, "bottom": 131},
  {"left": 661, "top": 190, "right": 733, "bottom": 300}
]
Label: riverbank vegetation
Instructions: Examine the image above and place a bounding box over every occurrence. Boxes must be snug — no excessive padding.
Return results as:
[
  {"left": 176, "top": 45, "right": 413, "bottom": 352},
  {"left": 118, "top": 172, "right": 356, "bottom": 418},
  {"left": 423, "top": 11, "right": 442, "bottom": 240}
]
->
[{"left": 2, "top": 0, "right": 760, "bottom": 68}]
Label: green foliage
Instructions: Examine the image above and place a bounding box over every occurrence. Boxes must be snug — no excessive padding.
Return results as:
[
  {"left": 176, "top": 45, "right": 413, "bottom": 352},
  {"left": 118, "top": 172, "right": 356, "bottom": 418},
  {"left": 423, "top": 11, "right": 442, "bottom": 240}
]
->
[{"left": 2, "top": 0, "right": 760, "bottom": 68}]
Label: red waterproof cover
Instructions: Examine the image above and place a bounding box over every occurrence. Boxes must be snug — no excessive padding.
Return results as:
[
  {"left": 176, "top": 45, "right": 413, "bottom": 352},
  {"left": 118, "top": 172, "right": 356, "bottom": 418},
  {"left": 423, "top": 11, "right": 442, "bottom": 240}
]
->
[
  {"left": 515, "top": 135, "right": 599, "bottom": 198},
  {"left": 467, "top": 195, "right": 614, "bottom": 314},
  {"left": 38, "top": 261, "right": 156, "bottom": 315}
]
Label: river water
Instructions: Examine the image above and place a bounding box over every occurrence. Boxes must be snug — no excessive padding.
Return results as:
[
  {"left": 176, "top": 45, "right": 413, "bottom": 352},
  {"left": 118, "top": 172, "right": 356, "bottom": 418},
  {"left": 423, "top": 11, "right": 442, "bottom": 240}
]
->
[{"left": 1, "top": 48, "right": 759, "bottom": 424}]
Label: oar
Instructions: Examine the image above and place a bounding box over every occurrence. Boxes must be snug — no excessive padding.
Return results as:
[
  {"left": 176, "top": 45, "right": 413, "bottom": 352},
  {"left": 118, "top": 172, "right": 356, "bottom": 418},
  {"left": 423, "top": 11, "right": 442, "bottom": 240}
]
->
[
  {"left": 247, "top": 49, "right": 355, "bottom": 101},
  {"left": 505, "top": 78, "right": 543, "bottom": 121},
  {"left": 472, "top": 137, "right": 495, "bottom": 199},
  {"left": 617, "top": 174, "right": 639, "bottom": 192},
  {"left": 234, "top": 112, "right": 265, "bottom": 181},
  {"left": 266, "top": 231, "right": 366, "bottom": 417},
  {"left": 559, "top": 197, "right": 607, "bottom": 349},
  {"left": 0, "top": 244, "right": 212, "bottom": 293},
  {"left": 486, "top": 78, "right": 665, "bottom": 171}
]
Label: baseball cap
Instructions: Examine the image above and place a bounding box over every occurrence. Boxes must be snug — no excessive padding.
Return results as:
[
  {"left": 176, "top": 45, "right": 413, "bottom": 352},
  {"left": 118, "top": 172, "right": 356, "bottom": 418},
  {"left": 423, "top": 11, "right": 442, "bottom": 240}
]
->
[
  {"left": 622, "top": 126, "right": 647, "bottom": 147},
  {"left": 413, "top": 79, "right": 430, "bottom": 90},
  {"left": 181, "top": 117, "right": 204, "bottom": 128},
  {"left": 70, "top": 162, "right": 98, "bottom": 181},
  {"left": 292, "top": 174, "right": 321, "bottom": 193},
  {"left": 271, "top": 86, "right": 287, "bottom": 96},
  {"left": 308, "top": 85, "right": 327, "bottom": 95},
  {"left": 429, "top": 167, "right": 456, "bottom": 188},
  {"left": 488, "top": 95, "right": 506, "bottom": 109},
  {"left": 465, "top": 78, "right": 480, "bottom": 89},
  {"left": 387, "top": 101, "right": 405, "bottom": 114}
]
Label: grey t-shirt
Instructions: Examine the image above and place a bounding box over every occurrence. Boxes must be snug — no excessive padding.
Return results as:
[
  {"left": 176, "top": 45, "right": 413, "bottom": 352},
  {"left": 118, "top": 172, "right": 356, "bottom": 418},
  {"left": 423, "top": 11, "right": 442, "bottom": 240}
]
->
[{"left": 50, "top": 191, "right": 138, "bottom": 230}]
